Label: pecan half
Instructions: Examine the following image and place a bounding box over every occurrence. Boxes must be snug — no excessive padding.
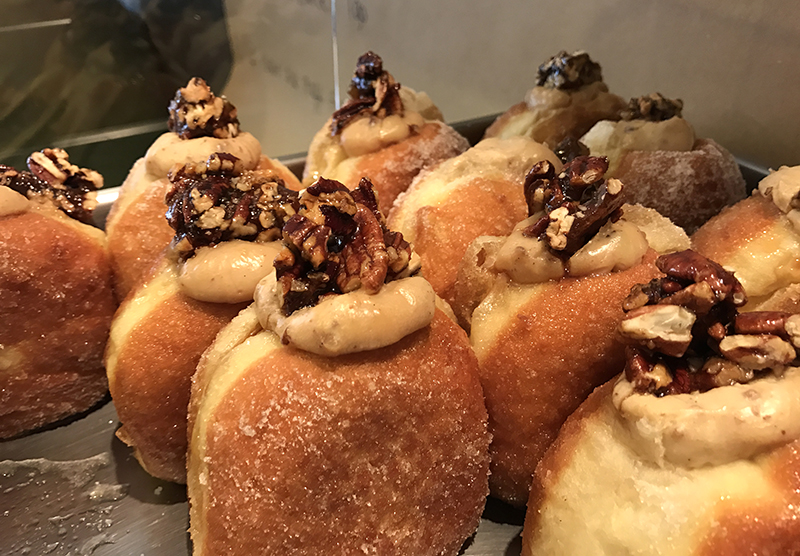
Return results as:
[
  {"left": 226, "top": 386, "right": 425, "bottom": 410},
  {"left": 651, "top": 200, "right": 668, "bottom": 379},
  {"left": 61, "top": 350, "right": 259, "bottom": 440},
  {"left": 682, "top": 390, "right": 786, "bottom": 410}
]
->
[
  {"left": 656, "top": 250, "right": 747, "bottom": 308},
  {"left": 165, "top": 152, "right": 299, "bottom": 258},
  {"left": 618, "top": 305, "right": 696, "bottom": 358},
  {"left": 620, "top": 93, "right": 683, "bottom": 122},
  {"left": 718, "top": 334, "right": 796, "bottom": 370},
  {"left": 0, "top": 148, "right": 103, "bottom": 223},
  {"left": 168, "top": 78, "right": 239, "bottom": 140},
  {"left": 331, "top": 52, "right": 404, "bottom": 135},
  {"left": 536, "top": 50, "right": 603, "bottom": 90}
]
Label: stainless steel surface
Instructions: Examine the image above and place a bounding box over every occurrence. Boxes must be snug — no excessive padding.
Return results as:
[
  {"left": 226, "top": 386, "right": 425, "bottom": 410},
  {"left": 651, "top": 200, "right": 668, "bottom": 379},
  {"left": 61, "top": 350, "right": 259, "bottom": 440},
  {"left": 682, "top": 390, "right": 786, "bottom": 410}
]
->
[{"left": 0, "top": 117, "right": 767, "bottom": 556}]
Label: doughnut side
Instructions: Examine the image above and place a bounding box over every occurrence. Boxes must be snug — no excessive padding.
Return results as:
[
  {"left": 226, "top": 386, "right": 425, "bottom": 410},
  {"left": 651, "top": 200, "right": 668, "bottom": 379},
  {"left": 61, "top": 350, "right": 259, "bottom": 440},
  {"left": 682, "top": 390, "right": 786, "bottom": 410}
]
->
[
  {"left": 471, "top": 250, "right": 660, "bottom": 505},
  {"left": 0, "top": 210, "right": 115, "bottom": 438},
  {"left": 188, "top": 309, "right": 490, "bottom": 555},
  {"left": 522, "top": 381, "right": 800, "bottom": 556},
  {"left": 106, "top": 264, "right": 245, "bottom": 483},
  {"left": 692, "top": 194, "right": 800, "bottom": 303},
  {"left": 616, "top": 138, "right": 747, "bottom": 233}
]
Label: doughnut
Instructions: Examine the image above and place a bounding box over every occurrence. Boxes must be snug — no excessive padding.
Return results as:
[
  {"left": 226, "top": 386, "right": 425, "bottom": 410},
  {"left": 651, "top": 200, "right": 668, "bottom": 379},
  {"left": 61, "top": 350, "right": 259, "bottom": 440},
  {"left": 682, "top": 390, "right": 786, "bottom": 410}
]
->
[
  {"left": 692, "top": 165, "right": 800, "bottom": 308},
  {"left": 581, "top": 93, "right": 747, "bottom": 232},
  {"left": 187, "top": 177, "right": 489, "bottom": 554},
  {"left": 303, "top": 51, "right": 468, "bottom": 210},
  {"left": 523, "top": 250, "right": 800, "bottom": 555},
  {"left": 484, "top": 50, "right": 626, "bottom": 149},
  {"left": 453, "top": 156, "right": 690, "bottom": 505},
  {"left": 105, "top": 77, "right": 300, "bottom": 300},
  {"left": 106, "top": 153, "right": 300, "bottom": 482},
  {"left": 388, "top": 136, "right": 561, "bottom": 308},
  {"left": 0, "top": 149, "right": 115, "bottom": 438}
]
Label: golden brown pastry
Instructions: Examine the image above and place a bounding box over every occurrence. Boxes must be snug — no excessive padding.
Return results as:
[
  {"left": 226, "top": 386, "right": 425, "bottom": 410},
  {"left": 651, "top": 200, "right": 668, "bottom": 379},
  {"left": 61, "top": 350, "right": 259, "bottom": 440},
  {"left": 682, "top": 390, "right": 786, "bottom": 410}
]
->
[
  {"left": 693, "top": 165, "right": 800, "bottom": 309},
  {"left": 581, "top": 93, "right": 747, "bottom": 231},
  {"left": 303, "top": 51, "right": 469, "bottom": 210},
  {"left": 453, "top": 156, "right": 690, "bottom": 505},
  {"left": 388, "top": 136, "right": 560, "bottom": 307},
  {"left": 106, "top": 153, "right": 300, "bottom": 482},
  {"left": 484, "top": 50, "right": 626, "bottom": 148},
  {"left": 187, "top": 178, "right": 489, "bottom": 555},
  {"left": 105, "top": 77, "right": 300, "bottom": 299},
  {"left": 0, "top": 149, "right": 115, "bottom": 438},
  {"left": 523, "top": 250, "right": 800, "bottom": 555}
]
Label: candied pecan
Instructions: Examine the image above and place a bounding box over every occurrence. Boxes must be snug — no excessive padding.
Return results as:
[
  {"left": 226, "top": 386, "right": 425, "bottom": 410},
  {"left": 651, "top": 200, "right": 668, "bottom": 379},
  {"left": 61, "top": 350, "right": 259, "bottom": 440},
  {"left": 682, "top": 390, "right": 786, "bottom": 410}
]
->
[
  {"left": 168, "top": 78, "right": 239, "bottom": 139},
  {"left": 718, "top": 334, "right": 796, "bottom": 370},
  {"left": 536, "top": 51, "right": 603, "bottom": 90},
  {"left": 331, "top": 52, "right": 404, "bottom": 135},
  {"left": 620, "top": 93, "right": 683, "bottom": 122},
  {"left": 553, "top": 137, "right": 590, "bottom": 164},
  {"left": 165, "top": 152, "right": 299, "bottom": 257},
  {"left": 734, "top": 312, "right": 792, "bottom": 339},
  {"left": 522, "top": 156, "right": 624, "bottom": 255},
  {"left": 618, "top": 305, "right": 696, "bottom": 358},
  {"left": 0, "top": 148, "right": 103, "bottom": 223},
  {"left": 656, "top": 250, "right": 747, "bottom": 308},
  {"left": 274, "top": 177, "right": 415, "bottom": 316}
]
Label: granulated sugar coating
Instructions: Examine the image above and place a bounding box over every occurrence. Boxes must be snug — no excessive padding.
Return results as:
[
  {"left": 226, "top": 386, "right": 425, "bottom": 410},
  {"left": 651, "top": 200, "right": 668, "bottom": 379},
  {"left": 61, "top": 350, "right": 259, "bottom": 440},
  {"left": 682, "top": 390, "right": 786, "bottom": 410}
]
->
[
  {"left": 190, "top": 310, "right": 490, "bottom": 555},
  {"left": 615, "top": 138, "right": 747, "bottom": 233}
]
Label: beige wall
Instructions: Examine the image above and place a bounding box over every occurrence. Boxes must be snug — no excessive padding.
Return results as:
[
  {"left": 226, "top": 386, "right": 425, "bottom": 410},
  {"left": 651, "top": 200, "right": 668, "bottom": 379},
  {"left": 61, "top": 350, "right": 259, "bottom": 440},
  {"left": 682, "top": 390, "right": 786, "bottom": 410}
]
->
[{"left": 226, "top": 0, "right": 800, "bottom": 170}]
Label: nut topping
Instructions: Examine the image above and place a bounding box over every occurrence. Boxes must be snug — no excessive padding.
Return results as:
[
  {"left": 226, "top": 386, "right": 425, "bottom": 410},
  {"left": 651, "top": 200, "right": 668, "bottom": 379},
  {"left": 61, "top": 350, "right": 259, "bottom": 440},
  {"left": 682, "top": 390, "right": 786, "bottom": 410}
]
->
[
  {"left": 621, "top": 250, "right": 799, "bottom": 395},
  {"left": 274, "top": 177, "right": 414, "bottom": 316},
  {"left": 168, "top": 78, "right": 240, "bottom": 140},
  {"left": 165, "top": 152, "right": 299, "bottom": 259},
  {"left": 331, "top": 52, "right": 405, "bottom": 136},
  {"left": 536, "top": 50, "right": 603, "bottom": 90},
  {"left": 0, "top": 148, "right": 103, "bottom": 223},
  {"left": 522, "top": 156, "right": 624, "bottom": 256},
  {"left": 620, "top": 93, "right": 684, "bottom": 122}
]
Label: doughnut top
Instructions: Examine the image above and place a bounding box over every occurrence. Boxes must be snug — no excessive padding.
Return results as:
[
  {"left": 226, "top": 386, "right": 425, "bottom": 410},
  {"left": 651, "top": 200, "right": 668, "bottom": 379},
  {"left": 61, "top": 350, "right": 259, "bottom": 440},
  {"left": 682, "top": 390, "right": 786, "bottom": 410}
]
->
[
  {"left": 618, "top": 249, "right": 800, "bottom": 396},
  {"left": 275, "top": 177, "right": 416, "bottom": 316},
  {"left": 0, "top": 148, "right": 103, "bottom": 223},
  {"left": 167, "top": 77, "right": 240, "bottom": 140},
  {"left": 620, "top": 93, "right": 684, "bottom": 122},
  {"left": 536, "top": 50, "right": 603, "bottom": 90},
  {"left": 165, "top": 152, "right": 299, "bottom": 259},
  {"left": 331, "top": 52, "right": 405, "bottom": 135},
  {"left": 522, "top": 155, "right": 624, "bottom": 255}
]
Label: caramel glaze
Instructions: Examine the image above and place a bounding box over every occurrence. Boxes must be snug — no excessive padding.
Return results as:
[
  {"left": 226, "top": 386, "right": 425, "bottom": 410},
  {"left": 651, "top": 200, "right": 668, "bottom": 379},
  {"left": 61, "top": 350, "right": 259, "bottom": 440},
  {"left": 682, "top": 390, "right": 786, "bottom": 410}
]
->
[
  {"left": 390, "top": 176, "right": 527, "bottom": 307},
  {"left": 482, "top": 250, "right": 659, "bottom": 505},
  {"left": 190, "top": 310, "right": 489, "bottom": 555},
  {"left": 111, "top": 290, "right": 246, "bottom": 483},
  {"left": 344, "top": 121, "right": 467, "bottom": 210},
  {"left": 0, "top": 211, "right": 114, "bottom": 438}
]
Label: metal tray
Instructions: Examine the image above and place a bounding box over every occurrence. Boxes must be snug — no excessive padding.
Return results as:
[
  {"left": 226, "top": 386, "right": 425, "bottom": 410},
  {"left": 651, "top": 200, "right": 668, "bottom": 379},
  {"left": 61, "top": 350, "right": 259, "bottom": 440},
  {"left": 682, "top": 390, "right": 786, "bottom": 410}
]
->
[{"left": 0, "top": 118, "right": 767, "bottom": 556}]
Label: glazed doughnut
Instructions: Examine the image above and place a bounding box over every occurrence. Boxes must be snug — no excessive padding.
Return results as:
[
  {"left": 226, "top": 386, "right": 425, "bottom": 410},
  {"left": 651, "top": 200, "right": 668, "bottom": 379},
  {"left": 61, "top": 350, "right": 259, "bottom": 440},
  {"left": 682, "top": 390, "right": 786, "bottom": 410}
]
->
[
  {"left": 187, "top": 177, "right": 489, "bottom": 555},
  {"left": 484, "top": 50, "right": 626, "bottom": 149},
  {"left": 388, "top": 136, "right": 560, "bottom": 308},
  {"left": 0, "top": 149, "right": 115, "bottom": 438},
  {"left": 105, "top": 77, "right": 300, "bottom": 299},
  {"left": 106, "top": 153, "right": 300, "bottom": 482},
  {"left": 303, "top": 51, "right": 468, "bottom": 210},
  {"left": 523, "top": 251, "right": 800, "bottom": 555},
  {"left": 453, "top": 156, "right": 690, "bottom": 505},
  {"left": 692, "top": 165, "right": 800, "bottom": 308},
  {"left": 581, "top": 93, "right": 747, "bottom": 232}
]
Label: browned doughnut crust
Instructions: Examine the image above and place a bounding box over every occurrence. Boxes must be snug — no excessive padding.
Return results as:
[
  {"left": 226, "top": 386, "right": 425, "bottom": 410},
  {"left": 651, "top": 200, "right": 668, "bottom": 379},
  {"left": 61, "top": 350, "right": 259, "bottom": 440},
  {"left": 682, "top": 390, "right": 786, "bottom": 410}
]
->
[
  {"left": 0, "top": 211, "right": 115, "bottom": 438},
  {"left": 616, "top": 138, "right": 747, "bottom": 233},
  {"left": 483, "top": 102, "right": 528, "bottom": 138},
  {"left": 390, "top": 177, "right": 527, "bottom": 307},
  {"left": 523, "top": 381, "right": 800, "bottom": 555},
  {"left": 106, "top": 156, "right": 300, "bottom": 301},
  {"left": 109, "top": 282, "right": 246, "bottom": 483},
  {"left": 188, "top": 310, "right": 490, "bottom": 555},
  {"left": 692, "top": 193, "right": 781, "bottom": 261},
  {"left": 339, "top": 121, "right": 468, "bottom": 211},
  {"left": 479, "top": 250, "right": 660, "bottom": 505}
]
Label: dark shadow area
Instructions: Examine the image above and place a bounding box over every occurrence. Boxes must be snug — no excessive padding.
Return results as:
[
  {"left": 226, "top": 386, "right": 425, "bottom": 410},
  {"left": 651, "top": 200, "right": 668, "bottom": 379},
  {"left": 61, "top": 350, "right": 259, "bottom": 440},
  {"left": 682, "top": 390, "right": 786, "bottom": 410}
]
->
[{"left": 482, "top": 496, "right": 526, "bottom": 526}]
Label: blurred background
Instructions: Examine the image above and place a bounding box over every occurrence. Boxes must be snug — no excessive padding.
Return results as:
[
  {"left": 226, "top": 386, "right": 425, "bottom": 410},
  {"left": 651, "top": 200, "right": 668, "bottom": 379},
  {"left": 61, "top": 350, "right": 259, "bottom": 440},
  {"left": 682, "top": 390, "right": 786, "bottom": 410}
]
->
[{"left": 2, "top": 0, "right": 798, "bottom": 187}]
